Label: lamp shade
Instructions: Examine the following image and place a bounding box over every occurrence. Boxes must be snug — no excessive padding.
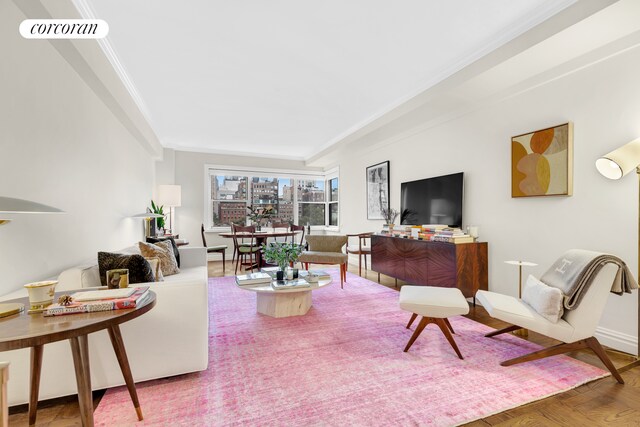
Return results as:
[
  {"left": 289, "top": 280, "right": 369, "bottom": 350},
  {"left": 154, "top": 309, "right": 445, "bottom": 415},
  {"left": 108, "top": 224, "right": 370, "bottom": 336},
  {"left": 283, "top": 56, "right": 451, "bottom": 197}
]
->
[
  {"left": 157, "top": 185, "right": 182, "bottom": 207},
  {"left": 0, "top": 196, "right": 63, "bottom": 214},
  {"left": 596, "top": 139, "right": 640, "bottom": 180}
]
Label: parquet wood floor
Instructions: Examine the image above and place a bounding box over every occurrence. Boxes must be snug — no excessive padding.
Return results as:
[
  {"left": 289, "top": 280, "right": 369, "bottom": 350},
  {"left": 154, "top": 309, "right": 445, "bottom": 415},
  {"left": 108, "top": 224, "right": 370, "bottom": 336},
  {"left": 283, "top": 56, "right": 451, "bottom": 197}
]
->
[{"left": 8, "top": 260, "right": 640, "bottom": 426}]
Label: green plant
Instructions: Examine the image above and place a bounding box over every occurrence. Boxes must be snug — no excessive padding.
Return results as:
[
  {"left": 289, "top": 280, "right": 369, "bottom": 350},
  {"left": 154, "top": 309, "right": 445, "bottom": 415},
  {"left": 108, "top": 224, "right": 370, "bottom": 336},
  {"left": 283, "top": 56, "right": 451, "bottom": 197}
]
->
[
  {"left": 247, "top": 205, "right": 274, "bottom": 224},
  {"left": 380, "top": 206, "right": 399, "bottom": 225},
  {"left": 262, "top": 242, "right": 302, "bottom": 270},
  {"left": 150, "top": 200, "right": 165, "bottom": 229}
]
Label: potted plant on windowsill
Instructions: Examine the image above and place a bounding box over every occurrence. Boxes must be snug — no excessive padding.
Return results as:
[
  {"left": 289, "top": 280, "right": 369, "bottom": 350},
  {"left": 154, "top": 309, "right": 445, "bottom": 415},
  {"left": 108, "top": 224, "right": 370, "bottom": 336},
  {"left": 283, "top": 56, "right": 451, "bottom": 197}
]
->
[
  {"left": 381, "top": 206, "right": 399, "bottom": 232},
  {"left": 262, "top": 242, "right": 302, "bottom": 280}
]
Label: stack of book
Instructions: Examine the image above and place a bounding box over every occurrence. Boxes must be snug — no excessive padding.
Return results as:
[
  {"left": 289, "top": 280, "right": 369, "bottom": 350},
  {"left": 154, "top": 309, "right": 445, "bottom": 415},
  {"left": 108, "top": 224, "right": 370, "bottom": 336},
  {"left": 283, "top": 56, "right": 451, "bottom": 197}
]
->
[
  {"left": 235, "top": 272, "right": 272, "bottom": 286},
  {"left": 430, "top": 228, "right": 475, "bottom": 244},
  {"left": 44, "top": 286, "right": 151, "bottom": 316},
  {"left": 271, "top": 278, "right": 310, "bottom": 290}
]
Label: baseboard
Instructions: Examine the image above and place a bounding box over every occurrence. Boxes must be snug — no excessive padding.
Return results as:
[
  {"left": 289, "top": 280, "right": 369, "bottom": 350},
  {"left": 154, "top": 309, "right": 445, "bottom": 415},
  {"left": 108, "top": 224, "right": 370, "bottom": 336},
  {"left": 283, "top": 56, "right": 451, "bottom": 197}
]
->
[{"left": 595, "top": 326, "right": 637, "bottom": 355}]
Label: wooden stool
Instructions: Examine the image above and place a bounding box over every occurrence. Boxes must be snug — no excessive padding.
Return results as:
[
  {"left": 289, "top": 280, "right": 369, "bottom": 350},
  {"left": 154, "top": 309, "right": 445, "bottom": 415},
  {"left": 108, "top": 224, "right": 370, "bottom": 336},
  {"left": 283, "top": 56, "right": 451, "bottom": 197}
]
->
[{"left": 399, "top": 286, "right": 470, "bottom": 359}]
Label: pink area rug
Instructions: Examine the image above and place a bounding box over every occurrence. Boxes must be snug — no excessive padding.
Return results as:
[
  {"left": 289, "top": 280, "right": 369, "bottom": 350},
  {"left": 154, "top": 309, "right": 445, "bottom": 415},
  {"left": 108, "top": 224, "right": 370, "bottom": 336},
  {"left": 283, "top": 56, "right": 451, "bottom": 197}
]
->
[{"left": 94, "top": 271, "right": 608, "bottom": 426}]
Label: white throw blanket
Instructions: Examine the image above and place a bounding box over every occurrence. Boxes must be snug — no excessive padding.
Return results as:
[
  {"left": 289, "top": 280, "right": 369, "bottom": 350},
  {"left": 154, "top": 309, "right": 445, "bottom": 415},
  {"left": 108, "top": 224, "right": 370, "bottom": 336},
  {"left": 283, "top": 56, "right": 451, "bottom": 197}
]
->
[{"left": 540, "top": 249, "right": 638, "bottom": 310}]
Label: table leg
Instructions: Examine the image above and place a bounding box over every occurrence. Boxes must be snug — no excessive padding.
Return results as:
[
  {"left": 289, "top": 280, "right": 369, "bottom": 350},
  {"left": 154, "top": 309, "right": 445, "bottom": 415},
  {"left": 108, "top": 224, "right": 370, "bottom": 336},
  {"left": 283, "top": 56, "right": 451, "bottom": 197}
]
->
[
  {"left": 69, "top": 335, "right": 94, "bottom": 427},
  {"left": 28, "top": 345, "right": 43, "bottom": 426},
  {"left": 107, "top": 325, "right": 143, "bottom": 421}
]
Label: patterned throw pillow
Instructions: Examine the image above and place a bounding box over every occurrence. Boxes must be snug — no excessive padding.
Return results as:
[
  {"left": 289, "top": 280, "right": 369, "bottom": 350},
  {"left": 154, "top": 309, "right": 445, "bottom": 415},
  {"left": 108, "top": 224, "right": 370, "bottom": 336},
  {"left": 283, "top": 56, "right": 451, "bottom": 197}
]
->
[
  {"left": 145, "top": 257, "right": 164, "bottom": 282},
  {"left": 97, "top": 252, "right": 155, "bottom": 287},
  {"left": 146, "top": 236, "right": 181, "bottom": 267},
  {"left": 139, "top": 241, "right": 180, "bottom": 276}
]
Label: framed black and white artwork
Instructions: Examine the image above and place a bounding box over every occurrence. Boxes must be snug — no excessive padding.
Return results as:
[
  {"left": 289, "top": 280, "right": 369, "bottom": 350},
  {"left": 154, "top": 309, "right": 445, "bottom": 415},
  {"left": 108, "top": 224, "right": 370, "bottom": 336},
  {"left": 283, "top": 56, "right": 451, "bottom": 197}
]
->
[{"left": 366, "top": 161, "right": 389, "bottom": 219}]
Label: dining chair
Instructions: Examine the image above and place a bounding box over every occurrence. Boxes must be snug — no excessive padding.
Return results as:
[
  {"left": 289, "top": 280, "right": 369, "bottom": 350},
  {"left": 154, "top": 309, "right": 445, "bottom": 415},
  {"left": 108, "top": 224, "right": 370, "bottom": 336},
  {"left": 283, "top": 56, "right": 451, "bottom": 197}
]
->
[
  {"left": 290, "top": 224, "right": 306, "bottom": 246},
  {"left": 346, "top": 232, "right": 373, "bottom": 276},
  {"left": 201, "top": 224, "right": 228, "bottom": 273},
  {"left": 231, "top": 223, "right": 255, "bottom": 264},
  {"left": 270, "top": 222, "right": 291, "bottom": 244},
  {"left": 232, "top": 224, "right": 259, "bottom": 274}
]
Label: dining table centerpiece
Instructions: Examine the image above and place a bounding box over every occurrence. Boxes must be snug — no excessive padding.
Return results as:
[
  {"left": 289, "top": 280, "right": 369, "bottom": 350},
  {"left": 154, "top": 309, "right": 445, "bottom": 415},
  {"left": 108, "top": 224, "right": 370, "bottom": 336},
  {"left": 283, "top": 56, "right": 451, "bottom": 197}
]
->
[{"left": 246, "top": 205, "right": 274, "bottom": 231}]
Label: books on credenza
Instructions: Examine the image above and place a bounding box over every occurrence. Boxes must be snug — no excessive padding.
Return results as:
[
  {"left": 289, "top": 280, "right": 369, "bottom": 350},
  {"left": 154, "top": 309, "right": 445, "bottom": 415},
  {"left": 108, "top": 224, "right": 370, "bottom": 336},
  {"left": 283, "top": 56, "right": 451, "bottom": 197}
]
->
[
  {"left": 44, "top": 286, "right": 151, "bottom": 317},
  {"left": 236, "top": 272, "right": 272, "bottom": 286}
]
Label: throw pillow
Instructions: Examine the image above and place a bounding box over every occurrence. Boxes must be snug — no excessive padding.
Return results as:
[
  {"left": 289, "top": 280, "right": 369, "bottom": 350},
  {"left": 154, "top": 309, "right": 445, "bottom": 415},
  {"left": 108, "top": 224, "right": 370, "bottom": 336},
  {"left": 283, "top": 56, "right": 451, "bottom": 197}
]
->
[
  {"left": 522, "top": 274, "right": 565, "bottom": 323},
  {"left": 138, "top": 241, "right": 180, "bottom": 276},
  {"left": 145, "top": 257, "right": 164, "bottom": 282},
  {"left": 146, "top": 236, "right": 180, "bottom": 267},
  {"left": 97, "top": 252, "right": 155, "bottom": 287}
]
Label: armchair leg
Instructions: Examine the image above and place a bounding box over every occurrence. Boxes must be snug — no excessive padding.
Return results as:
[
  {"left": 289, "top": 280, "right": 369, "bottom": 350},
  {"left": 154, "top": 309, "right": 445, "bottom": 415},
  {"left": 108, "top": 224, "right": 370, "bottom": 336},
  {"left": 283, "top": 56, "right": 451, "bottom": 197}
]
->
[
  {"left": 585, "top": 337, "right": 625, "bottom": 384},
  {"left": 499, "top": 337, "right": 624, "bottom": 384},
  {"left": 485, "top": 325, "right": 522, "bottom": 337}
]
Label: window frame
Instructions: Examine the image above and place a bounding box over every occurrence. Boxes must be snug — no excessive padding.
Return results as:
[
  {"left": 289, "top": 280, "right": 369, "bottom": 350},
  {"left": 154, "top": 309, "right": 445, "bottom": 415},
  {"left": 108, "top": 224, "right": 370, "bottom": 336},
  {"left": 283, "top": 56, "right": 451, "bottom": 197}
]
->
[{"left": 204, "top": 165, "right": 340, "bottom": 231}]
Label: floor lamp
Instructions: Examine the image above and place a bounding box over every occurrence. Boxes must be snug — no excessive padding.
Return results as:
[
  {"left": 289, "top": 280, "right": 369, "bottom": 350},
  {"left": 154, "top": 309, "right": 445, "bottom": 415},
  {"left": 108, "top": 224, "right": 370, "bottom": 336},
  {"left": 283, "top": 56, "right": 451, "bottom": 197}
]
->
[
  {"left": 596, "top": 138, "right": 640, "bottom": 371},
  {"left": 0, "top": 196, "right": 64, "bottom": 318}
]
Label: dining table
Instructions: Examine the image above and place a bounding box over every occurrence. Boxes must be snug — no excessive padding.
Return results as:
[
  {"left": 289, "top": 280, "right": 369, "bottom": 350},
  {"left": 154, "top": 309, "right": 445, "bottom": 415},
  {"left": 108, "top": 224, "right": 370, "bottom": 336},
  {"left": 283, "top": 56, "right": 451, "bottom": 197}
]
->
[{"left": 218, "top": 230, "right": 299, "bottom": 268}]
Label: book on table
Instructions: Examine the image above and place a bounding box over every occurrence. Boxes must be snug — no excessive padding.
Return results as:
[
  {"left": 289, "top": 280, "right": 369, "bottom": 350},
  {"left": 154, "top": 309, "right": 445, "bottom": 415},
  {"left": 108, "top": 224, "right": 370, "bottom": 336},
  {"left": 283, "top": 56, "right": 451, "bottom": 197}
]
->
[
  {"left": 297, "top": 270, "right": 330, "bottom": 280},
  {"left": 271, "top": 278, "right": 311, "bottom": 290},
  {"left": 235, "top": 272, "right": 272, "bottom": 286},
  {"left": 44, "top": 286, "right": 151, "bottom": 317},
  {"left": 70, "top": 287, "right": 137, "bottom": 302}
]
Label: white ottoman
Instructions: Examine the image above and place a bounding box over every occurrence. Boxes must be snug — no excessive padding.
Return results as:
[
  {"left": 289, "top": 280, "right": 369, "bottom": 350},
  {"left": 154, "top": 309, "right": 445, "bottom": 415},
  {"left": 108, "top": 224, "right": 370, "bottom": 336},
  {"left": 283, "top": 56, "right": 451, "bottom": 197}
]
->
[{"left": 399, "top": 286, "right": 470, "bottom": 359}]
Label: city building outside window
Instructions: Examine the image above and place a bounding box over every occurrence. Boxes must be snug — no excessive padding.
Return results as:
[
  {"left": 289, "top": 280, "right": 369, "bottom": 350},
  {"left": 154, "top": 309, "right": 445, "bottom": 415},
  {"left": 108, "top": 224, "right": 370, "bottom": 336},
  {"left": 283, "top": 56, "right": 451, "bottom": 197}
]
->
[{"left": 206, "top": 167, "right": 339, "bottom": 229}]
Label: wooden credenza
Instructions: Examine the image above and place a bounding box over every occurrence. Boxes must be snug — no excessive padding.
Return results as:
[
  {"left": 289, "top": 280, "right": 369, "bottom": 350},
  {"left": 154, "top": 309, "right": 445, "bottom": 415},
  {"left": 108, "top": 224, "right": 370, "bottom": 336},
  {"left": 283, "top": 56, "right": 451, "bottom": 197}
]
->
[{"left": 371, "top": 234, "right": 488, "bottom": 300}]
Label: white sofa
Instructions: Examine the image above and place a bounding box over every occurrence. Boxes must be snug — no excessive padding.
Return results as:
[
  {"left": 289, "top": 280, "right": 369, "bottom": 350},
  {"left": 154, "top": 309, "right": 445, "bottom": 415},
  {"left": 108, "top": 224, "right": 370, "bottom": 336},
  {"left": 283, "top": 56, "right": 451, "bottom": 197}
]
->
[{"left": 0, "top": 246, "right": 209, "bottom": 406}]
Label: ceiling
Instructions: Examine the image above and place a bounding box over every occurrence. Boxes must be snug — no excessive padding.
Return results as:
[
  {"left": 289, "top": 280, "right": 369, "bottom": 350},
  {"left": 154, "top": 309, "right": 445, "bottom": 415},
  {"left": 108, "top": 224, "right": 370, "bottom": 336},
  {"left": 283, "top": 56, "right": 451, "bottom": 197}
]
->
[{"left": 82, "top": 0, "right": 575, "bottom": 160}]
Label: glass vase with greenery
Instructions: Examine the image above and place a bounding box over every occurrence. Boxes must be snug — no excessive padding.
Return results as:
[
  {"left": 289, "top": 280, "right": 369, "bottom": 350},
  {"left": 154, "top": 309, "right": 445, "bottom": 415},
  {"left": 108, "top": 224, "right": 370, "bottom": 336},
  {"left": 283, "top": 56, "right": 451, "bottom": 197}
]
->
[
  {"left": 247, "top": 205, "right": 274, "bottom": 230},
  {"left": 380, "top": 206, "right": 399, "bottom": 226},
  {"left": 262, "top": 242, "right": 302, "bottom": 271}
]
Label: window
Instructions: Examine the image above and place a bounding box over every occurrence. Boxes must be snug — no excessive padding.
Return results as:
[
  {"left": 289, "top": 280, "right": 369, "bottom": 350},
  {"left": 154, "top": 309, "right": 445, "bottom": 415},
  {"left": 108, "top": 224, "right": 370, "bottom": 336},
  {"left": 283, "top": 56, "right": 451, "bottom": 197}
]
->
[
  {"left": 206, "top": 167, "right": 339, "bottom": 229},
  {"left": 328, "top": 177, "right": 339, "bottom": 226},
  {"left": 211, "top": 175, "right": 248, "bottom": 227},
  {"left": 297, "top": 179, "right": 325, "bottom": 226}
]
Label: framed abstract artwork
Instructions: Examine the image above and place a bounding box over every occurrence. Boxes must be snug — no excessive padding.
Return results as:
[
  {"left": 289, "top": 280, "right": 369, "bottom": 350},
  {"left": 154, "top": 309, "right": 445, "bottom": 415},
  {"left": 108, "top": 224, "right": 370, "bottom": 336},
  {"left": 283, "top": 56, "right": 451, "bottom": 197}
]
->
[
  {"left": 511, "top": 122, "right": 573, "bottom": 197},
  {"left": 366, "top": 161, "right": 390, "bottom": 219}
]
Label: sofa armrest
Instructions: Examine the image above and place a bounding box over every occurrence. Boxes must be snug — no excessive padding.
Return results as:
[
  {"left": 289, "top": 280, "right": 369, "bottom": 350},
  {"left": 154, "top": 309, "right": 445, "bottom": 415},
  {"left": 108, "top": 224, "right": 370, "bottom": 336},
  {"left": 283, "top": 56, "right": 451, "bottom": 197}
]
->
[{"left": 179, "top": 247, "right": 207, "bottom": 269}]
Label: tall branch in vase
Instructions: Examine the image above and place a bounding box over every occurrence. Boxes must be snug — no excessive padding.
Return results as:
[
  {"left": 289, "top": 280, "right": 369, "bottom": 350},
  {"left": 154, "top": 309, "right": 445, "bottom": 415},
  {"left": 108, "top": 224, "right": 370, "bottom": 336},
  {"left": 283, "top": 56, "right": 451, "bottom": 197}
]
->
[{"left": 247, "top": 205, "right": 274, "bottom": 230}]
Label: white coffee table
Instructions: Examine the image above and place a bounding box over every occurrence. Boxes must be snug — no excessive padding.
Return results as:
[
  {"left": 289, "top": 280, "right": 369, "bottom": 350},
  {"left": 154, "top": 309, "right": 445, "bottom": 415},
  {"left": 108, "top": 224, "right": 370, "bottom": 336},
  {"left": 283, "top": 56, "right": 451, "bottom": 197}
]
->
[{"left": 236, "top": 277, "right": 332, "bottom": 318}]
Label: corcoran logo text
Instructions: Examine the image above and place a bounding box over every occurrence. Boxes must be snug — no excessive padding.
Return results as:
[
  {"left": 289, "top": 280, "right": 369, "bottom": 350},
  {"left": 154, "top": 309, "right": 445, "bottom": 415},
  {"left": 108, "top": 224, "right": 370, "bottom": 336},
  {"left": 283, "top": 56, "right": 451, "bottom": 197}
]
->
[{"left": 20, "top": 19, "right": 109, "bottom": 39}]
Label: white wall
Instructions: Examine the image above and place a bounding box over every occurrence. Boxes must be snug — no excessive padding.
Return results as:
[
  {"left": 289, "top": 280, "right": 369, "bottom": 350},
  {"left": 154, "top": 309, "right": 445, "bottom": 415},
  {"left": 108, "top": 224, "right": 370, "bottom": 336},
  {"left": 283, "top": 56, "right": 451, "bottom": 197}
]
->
[
  {"left": 329, "top": 43, "right": 640, "bottom": 353},
  {"left": 0, "top": 0, "right": 155, "bottom": 293}
]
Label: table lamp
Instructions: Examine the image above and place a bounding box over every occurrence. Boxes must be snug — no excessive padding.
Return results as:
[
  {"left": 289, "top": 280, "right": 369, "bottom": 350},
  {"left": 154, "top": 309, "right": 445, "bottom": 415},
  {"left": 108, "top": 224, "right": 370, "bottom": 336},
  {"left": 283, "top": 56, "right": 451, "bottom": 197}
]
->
[
  {"left": 596, "top": 138, "right": 640, "bottom": 371},
  {"left": 157, "top": 185, "right": 181, "bottom": 234},
  {"left": 0, "top": 196, "right": 64, "bottom": 317}
]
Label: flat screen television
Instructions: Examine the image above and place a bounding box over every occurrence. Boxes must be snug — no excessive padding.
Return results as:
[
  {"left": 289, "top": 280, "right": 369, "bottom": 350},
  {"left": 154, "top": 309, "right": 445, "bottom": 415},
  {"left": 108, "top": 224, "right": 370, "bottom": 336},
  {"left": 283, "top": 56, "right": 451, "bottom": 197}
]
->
[{"left": 400, "top": 172, "right": 463, "bottom": 227}]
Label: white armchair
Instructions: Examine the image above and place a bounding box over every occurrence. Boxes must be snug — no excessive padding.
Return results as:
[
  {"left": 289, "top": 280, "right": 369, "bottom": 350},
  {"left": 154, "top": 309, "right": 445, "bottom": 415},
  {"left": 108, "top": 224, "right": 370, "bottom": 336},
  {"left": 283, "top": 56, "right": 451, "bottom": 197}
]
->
[{"left": 476, "top": 263, "right": 624, "bottom": 383}]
